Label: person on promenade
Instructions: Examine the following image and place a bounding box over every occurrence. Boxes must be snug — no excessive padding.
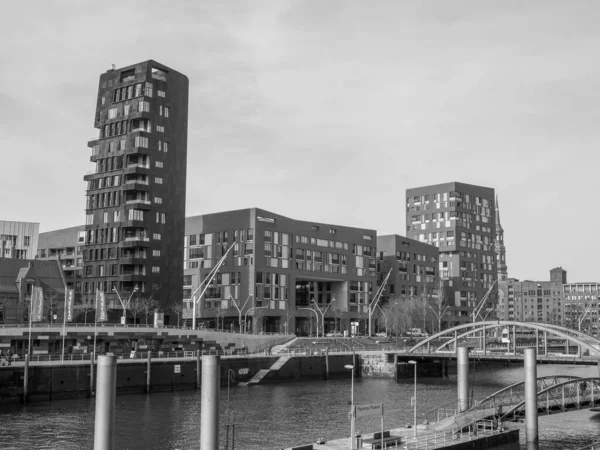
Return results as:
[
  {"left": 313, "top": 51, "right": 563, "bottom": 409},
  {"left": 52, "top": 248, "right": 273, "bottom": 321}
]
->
[{"left": 7, "top": 349, "right": 12, "bottom": 366}]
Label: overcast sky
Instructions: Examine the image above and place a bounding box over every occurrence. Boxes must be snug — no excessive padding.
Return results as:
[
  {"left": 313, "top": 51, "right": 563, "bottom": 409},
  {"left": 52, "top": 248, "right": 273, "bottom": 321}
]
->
[{"left": 1, "top": 1, "right": 598, "bottom": 282}]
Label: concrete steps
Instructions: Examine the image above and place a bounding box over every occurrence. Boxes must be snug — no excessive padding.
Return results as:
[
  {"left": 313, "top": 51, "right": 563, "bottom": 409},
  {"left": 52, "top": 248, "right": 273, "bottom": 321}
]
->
[
  {"left": 269, "top": 355, "right": 292, "bottom": 370},
  {"left": 246, "top": 369, "right": 270, "bottom": 385},
  {"left": 271, "top": 338, "right": 298, "bottom": 354},
  {"left": 244, "top": 355, "right": 293, "bottom": 386}
]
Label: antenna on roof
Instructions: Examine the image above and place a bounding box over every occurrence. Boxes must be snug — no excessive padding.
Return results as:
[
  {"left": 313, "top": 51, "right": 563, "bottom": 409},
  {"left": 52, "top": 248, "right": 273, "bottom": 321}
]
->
[{"left": 111, "top": 63, "right": 116, "bottom": 70}]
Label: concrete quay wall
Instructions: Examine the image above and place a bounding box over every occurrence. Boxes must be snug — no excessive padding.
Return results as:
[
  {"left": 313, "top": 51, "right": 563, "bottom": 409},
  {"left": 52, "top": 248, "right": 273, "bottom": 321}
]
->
[{"left": 0, "top": 354, "right": 355, "bottom": 404}]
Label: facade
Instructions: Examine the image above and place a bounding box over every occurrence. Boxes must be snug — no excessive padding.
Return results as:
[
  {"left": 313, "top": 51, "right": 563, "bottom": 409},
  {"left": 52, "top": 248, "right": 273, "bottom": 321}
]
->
[
  {"left": 0, "top": 221, "right": 39, "bottom": 260},
  {"left": 0, "top": 259, "right": 66, "bottom": 325},
  {"left": 83, "top": 60, "right": 189, "bottom": 323},
  {"left": 497, "top": 275, "right": 564, "bottom": 324},
  {"left": 495, "top": 196, "right": 508, "bottom": 282},
  {"left": 405, "top": 182, "right": 497, "bottom": 326},
  {"left": 183, "top": 208, "right": 377, "bottom": 335},
  {"left": 563, "top": 281, "right": 600, "bottom": 336},
  {"left": 376, "top": 234, "right": 439, "bottom": 299},
  {"left": 37, "top": 226, "right": 86, "bottom": 305}
]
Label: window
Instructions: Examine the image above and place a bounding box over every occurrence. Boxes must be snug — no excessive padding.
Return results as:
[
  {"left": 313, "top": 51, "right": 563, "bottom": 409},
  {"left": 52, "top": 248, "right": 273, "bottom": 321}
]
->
[
  {"left": 123, "top": 104, "right": 130, "bottom": 116},
  {"left": 108, "top": 108, "right": 117, "bottom": 119},
  {"left": 154, "top": 197, "right": 162, "bottom": 204},
  {"left": 134, "top": 136, "right": 148, "bottom": 148},
  {"left": 156, "top": 125, "right": 164, "bottom": 132},
  {"left": 152, "top": 266, "right": 160, "bottom": 273},
  {"left": 153, "top": 233, "right": 162, "bottom": 240},
  {"left": 155, "top": 161, "right": 163, "bottom": 168},
  {"left": 86, "top": 214, "right": 93, "bottom": 225},
  {"left": 113, "top": 211, "right": 120, "bottom": 222},
  {"left": 157, "top": 90, "right": 166, "bottom": 98},
  {"left": 152, "top": 250, "right": 161, "bottom": 257},
  {"left": 164, "top": 106, "right": 170, "bottom": 117},
  {"left": 103, "top": 212, "right": 108, "bottom": 223},
  {"left": 138, "top": 101, "right": 150, "bottom": 112},
  {"left": 155, "top": 177, "right": 163, "bottom": 184},
  {"left": 156, "top": 212, "right": 166, "bottom": 224},
  {"left": 163, "top": 141, "right": 169, "bottom": 152}
]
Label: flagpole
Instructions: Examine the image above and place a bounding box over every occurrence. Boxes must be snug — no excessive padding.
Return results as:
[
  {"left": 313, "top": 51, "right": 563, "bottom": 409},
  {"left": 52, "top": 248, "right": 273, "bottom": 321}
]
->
[{"left": 58, "top": 259, "right": 68, "bottom": 363}]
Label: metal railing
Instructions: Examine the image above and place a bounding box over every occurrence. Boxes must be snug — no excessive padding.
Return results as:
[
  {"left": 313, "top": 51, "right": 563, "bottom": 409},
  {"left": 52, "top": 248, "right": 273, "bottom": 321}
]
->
[{"left": 402, "top": 420, "right": 504, "bottom": 449}]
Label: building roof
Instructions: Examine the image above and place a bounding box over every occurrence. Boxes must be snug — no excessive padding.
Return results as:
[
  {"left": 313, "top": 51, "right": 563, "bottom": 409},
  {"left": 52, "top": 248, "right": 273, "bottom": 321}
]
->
[{"left": 0, "top": 258, "right": 65, "bottom": 294}]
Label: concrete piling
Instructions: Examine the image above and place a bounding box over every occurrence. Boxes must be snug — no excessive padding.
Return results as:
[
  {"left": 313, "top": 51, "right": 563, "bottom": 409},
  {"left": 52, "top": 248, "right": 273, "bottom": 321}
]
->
[
  {"left": 457, "top": 347, "right": 469, "bottom": 411},
  {"left": 524, "top": 348, "right": 538, "bottom": 447},
  {"left": 93, "top": 355, "right": 117, "bottom": 450},
  {"left": 200, "top": 355, "right": 220, "bottom": 450},
  {"left": 90, "top": 356, "right": 95, "bottom": 396},
  {"left": 196, "top": 345, "right": 202, "bottom": 389}
]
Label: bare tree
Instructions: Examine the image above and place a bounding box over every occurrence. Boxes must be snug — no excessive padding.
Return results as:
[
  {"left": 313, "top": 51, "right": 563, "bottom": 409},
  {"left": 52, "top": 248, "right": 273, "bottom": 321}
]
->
[
  {"left": 333, "top": 308, "right": 343, "bottom": 333},
  {"left": 283, "top": 308, "right": 296, "bottom": 334},
  {"left": 139, "top": 283, "right": 160, "bottom": 326},
  {"left": 129, "top": 297, "right": 142, "bottom": 325},
  {"left": 170, "top": 300, "right": 184, "bottom": 327},
  {"left": 429, "top": 279, "right": 449, "bottom": 333},
  {"left": 216, "top": 304, "right": 226, "bottom": 331}
]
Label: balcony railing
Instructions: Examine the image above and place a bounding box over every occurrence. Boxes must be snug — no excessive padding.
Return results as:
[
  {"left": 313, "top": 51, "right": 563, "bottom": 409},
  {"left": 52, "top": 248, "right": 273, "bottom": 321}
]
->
[
  {"left": 125, "top": 199, "right": 151, "bottom": 205},
  {"left": 124, "top": 237, "right": 150, "bottom": 242},
  {"left": 127, "top": 164, "right": 150, "bottom": 169}
]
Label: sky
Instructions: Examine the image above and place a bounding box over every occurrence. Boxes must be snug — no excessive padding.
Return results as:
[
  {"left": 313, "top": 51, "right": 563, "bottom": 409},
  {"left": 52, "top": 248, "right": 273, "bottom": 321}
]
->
[{"left": 1, "top": 0, "right": 599, "bottom": 282}]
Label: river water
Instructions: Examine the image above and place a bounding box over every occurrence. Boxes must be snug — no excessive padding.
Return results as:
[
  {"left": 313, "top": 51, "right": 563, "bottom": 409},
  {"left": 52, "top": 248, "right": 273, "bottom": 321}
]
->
[{"left": 0, "top": 363, "right": 598, "bottom": 449}]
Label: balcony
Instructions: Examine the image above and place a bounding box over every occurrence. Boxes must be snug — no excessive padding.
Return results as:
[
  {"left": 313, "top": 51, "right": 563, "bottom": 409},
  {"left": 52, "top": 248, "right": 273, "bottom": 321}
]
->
[
  {"left": 125, "top": 199, "right": 152, "bottom": 210},
  {"left": 122, "top": 180, "right": 150, "bottom": 191},
  {"left": 123, "top": 164, "right": 150, "bottom": 175},
  {"left": 122, "top": 237, "right": 150, "bottom": 248}
]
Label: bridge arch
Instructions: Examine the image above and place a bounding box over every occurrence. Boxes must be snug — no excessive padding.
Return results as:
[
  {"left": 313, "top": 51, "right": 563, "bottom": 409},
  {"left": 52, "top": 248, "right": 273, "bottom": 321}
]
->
[{"left": 407, "top": 320, "right": 600, "bottom": 356}]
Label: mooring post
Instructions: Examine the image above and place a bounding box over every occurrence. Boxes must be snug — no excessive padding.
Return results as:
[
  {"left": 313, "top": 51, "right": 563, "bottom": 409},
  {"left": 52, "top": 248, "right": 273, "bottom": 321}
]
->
[
  {"left": 524, "top": 348, "right": 538, "bottom": 447},
  {"left": 200, "top": 355, "right": 220, "bottom": 450},
  {"left": 482, "top": 325, "right": 487, "bottom": 355},
  {"left": 457, "top": 347, "right": 469, "bottom": 412},
  {"left": 325, "top": 347, "right": 329, "bottom": 379},
  {"left": 454, "top": 330, "right": 458, "bottom": 354},
  {"left": 23, "top": 354, "right": 29, "bottom": 403},
  {"left": 146, "top": 351, "right": 152, "bottom": 393},
  {"left": 94, "top": 355, "right": 117, "bottom": 450}
]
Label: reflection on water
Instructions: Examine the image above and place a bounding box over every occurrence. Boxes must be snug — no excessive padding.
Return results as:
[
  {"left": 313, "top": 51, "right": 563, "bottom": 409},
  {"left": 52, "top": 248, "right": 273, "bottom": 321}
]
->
[{"left": 0, "top": 363, "right": 599, "bottom": 449}]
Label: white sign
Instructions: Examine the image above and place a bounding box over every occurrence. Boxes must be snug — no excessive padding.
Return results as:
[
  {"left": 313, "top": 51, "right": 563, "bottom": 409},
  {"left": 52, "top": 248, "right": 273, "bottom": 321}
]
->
[
  {"left": 174, "top": 365, "right": 181, "bottom": 373},
  {"left": 355, "top": 403, "right": 383, "bottom": 418}
]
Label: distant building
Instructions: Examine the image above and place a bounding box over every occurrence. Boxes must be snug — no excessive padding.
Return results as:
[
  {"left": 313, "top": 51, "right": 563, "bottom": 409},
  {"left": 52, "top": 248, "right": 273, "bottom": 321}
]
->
[
  {"left": 83, "top": 60, "right": 189, "bottom": 323},
  {"left": 495, "top": 196, "right": 508, "bottom": 282},
  {"left": 0, "top": 221, "right": 39, "bottom": 260},
  {"left": 405, "top": 182, "right": 497, "bottom": 326},
  {"left": 563, "top": 281, "right": 600, "bottom": 336},
  {"left": 0, "top": 259, "right": 66, "bottom": 326},
  {"left": 37, "top": 226, "right": 86, "bottom": 304},
  {"left": 183, "top": 208, "right": 377, "bottom": 335},
  {"left": 550, "top": 267, "right": 567, "bottom": 284},
  {"left": 497, "top": 268, "right": 565, "bottom": 324}
]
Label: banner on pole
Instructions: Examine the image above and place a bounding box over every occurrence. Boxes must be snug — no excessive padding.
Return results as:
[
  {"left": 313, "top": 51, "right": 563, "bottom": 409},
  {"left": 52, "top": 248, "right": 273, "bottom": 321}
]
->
[
  {"left": 31, "top": 286, "right": 44, "bottom": 322},
  {"left": 66, "top": 289, "right": 74, "bottom": 322},
  {"left": 95, "top": 290, "right": 107, "bottom": 322}
]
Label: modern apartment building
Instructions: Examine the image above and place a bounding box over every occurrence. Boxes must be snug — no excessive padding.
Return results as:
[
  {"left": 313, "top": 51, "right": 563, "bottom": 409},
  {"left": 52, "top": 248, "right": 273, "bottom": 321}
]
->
[
  {"left": 376, "top": 235, "right": 439, "bottom": 299},
  {"left": 183, "top": 208, "right": 377, "bottom": 335},
  {"left": 405, "top": 182, "right": 497, "bottom": 326},
  {"left": 83, "top": 60, "right": 189, "bottom": 323},
  {"left": 0, "top": 221, "right": 39, "bottom": 260},
  {"left": 37, "top": 226, "right": 86, "bottom": 304}
]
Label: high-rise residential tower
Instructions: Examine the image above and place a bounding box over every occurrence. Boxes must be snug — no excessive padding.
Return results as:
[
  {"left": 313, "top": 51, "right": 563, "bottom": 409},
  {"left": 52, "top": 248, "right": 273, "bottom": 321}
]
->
[
  {"left": 83, "top": 61, "right": 189, "bottom": 323},
  {"left": 495, "top": 195, "right": 508, "bottom": 281},
  {"left": 406, "top": 182, "right": 497, "bottom": 326}
]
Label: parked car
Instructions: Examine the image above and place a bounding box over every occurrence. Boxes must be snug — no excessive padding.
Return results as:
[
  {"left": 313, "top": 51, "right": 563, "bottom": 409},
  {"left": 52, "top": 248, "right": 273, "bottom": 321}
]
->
[
  {"left": 376, "top": 332, "right": 388, "bottom": 337},
  {"left": 325, "top": 331, "right": 343, "bottom": 337}
]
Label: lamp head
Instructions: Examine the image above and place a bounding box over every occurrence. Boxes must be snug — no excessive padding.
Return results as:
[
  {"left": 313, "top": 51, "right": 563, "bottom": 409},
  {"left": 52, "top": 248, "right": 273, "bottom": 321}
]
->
[
  {"left": 408, "top": 360, "right": 417, "bottom": 365},
  {"left": 344, "top": 364, "right": 354, "bottom": 370}
]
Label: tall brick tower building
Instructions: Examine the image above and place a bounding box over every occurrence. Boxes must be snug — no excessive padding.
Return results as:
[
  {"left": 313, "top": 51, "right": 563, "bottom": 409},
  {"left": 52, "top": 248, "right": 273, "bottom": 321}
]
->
[{"left": 83, "top": 61, "right": 189, "bottom": 323}]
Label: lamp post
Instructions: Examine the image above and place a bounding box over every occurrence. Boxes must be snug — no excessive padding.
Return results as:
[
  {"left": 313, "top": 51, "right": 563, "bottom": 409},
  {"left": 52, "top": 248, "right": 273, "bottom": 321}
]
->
[
  {"left": 244, "top": 306, "right": 267, "bottom": 334},
  {"left": 311, "top": 298, "right": 335, "bottom": 337},
  {"left": 299, "top": 307, "right": 320, "bottom": 338},
  {"left": 345, "top": 364, "right": 356, "bottom": 450},
  {"left": 408, "top": 360, "right": 417, "bottom": 438},
  {"left": 113, "top": 285, "right": 138, "bottom": 325}
]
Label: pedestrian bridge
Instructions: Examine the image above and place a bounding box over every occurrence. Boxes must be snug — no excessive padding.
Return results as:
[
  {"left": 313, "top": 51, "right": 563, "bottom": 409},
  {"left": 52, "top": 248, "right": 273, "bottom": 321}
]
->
[
  {"left": 407, "top": 320, "right": 600, "bottom": 358},
  {"left": 426, "top": 375, "right": 600, "bottom": 432}
]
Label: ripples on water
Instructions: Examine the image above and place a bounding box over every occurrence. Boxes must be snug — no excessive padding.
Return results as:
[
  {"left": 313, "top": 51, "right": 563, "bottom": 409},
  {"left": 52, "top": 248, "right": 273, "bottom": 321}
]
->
[{"left": 0, "top": 363, "right": 599, "bottom": 449}]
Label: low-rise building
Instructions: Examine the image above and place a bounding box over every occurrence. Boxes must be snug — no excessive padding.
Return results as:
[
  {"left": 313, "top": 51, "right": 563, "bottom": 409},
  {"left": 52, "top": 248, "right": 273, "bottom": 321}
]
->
[
  {"left": 563, "top": 280, "right": 600, "bottom": 336},
  {"left": 0, "top": 221, "right": 39, "bottom": 260},
  {"left": 183, "top": 208, "right": 377, "bottom": 335}
]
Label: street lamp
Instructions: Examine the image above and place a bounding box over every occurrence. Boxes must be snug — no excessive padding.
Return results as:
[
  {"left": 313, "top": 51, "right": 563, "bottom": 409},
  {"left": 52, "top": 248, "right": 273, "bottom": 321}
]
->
[
  {"left": 345, "top": 364, "right": 356, "bottom": 450},
  {"left": 408, "top": 360, "right": 417, "bottom": 438},
  {"left": 299, "top": 307, "right": 320, "bottom": 338},
  {"left": 113, "top": 285, "right": 138, "bottom": 325},
  {"left": 311, "top": 298, "right": 335, "bottom": 336},
  {"left": 244, "top": 306, "right": 267, "bottom": 334}
]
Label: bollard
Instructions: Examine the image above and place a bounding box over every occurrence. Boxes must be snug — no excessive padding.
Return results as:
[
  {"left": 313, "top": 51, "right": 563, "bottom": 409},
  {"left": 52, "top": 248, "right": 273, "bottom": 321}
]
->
[
  {"left": 200, "top": 355, "right": 220, "bottom": 450},
  {"left": 196, "top": 348, "right": 202, "bottom": 389},
  {"left": 23, "top": 354, "right": 29, "bottom": 404},
  {"left": 146, "top": 351, "right": 152, "bottom": 393},
  {"left": 457, "top": 347, "right": 469, "bottom": 411},
  {"left": 524, "top": 348, "right": 538, "bottom": 446},
  {"left": 94, "top": 355, "right": 117, "bottom": 450}
]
